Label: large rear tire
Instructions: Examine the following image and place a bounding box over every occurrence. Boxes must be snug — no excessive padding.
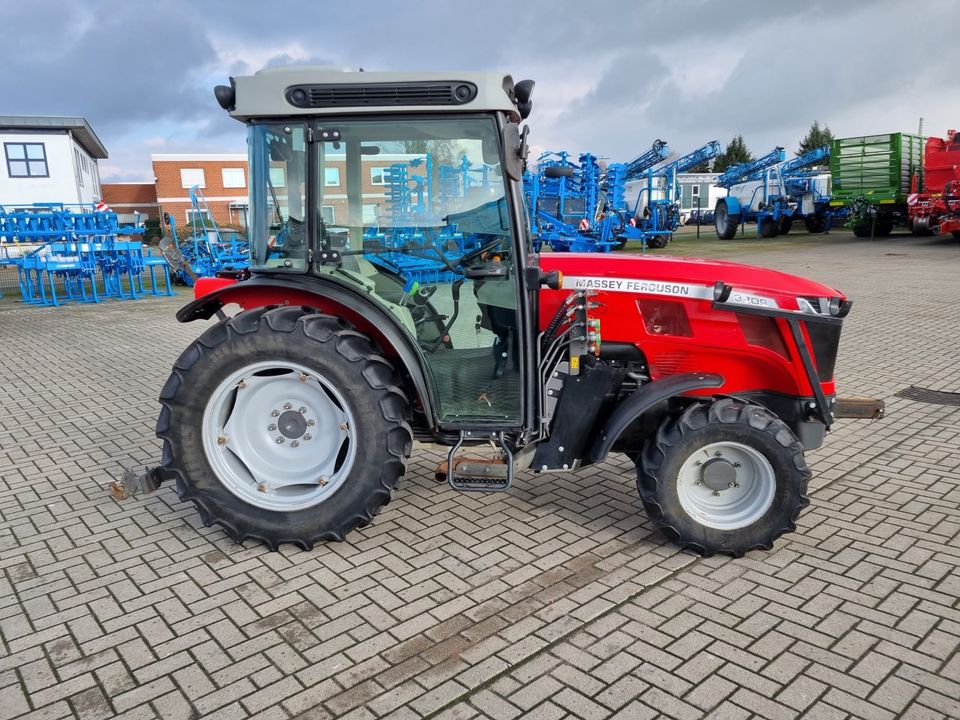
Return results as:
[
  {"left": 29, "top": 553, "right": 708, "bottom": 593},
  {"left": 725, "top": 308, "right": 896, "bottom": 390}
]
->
[
  {"left": 715, "top": 199, "right": 739, "bottom": 240},
  {"left": 853, "top": 222, "right": 873, "bottom": 237},
  {"left": 804, "top": 216, "right": 827, "bottom": 233},
  {"left": 637, "top": 399, "right": 810, "bottom": 557},
  {"left": 156, "top": 306, "right": 413, "bottom": 550},
  {"left": 778, "top": 217, "right": 793, "bottom": 235}
]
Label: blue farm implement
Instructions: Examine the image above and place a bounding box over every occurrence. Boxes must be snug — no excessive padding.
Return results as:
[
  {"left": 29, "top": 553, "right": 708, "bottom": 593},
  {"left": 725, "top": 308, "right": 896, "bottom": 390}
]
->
[
  {"left": 631, "top": 140, "right": 721, "bottom": 247},
  {"left": 525, "top": 141, "right": 682, "bottom": 252},
  {"left": 362, "top": 154, "right": 491, "bottom": 284},
  {"left": 0, "top": 204, "right": 172, "bottom": 307},
  {"left": 159, "top": 186, "right": 250, "bottom": 286},
  {"left": 714, "top": 146, "right": 836, "bottom": 239}
]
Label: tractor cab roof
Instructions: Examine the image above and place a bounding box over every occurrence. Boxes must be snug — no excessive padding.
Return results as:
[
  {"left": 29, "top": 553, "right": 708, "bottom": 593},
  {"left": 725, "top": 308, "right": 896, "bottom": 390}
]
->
[{"left": 218, "top": 66, "right": 526, "bottom": 122}]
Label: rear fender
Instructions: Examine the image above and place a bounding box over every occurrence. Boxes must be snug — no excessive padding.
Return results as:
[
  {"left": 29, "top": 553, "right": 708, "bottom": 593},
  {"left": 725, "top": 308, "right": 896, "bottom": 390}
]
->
[
  {"left": 583, "top": 372, "right": 724, "bottom": 465},
  {"left": 724, "top": 196, "right": 742, "bottom": 215},
  {"left": 175, "top": 275, "right": 437, "bottom": 423}
]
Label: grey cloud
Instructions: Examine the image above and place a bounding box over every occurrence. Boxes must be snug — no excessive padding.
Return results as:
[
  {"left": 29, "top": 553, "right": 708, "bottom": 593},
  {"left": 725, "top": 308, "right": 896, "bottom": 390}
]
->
[{"left": 0, "top": 0, "right": 217, "bottom": 133}]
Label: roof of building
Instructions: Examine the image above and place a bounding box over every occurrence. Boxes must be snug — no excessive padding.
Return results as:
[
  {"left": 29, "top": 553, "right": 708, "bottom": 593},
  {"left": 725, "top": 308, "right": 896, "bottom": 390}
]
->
[
  {"left": 151, "top": 153, "right": 247, "bottom": 162},
  {"left": 101, "top": 182, "right": 158, "bottom": 205},
  {"left": 0, "top": 116, "right": 108, "bottom": 159}
]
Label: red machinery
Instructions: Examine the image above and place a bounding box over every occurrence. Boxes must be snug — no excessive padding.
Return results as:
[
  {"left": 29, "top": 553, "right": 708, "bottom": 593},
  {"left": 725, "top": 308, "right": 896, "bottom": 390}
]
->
[{"left": 909, "top": 129, "right": 960, "bottom": 237}]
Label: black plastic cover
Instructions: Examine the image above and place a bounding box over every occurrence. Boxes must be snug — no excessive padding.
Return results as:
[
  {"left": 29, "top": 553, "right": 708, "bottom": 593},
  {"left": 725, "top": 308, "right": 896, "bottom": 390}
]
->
[{"left": 285, "top": 82, "right": 478, "bottom": 108}]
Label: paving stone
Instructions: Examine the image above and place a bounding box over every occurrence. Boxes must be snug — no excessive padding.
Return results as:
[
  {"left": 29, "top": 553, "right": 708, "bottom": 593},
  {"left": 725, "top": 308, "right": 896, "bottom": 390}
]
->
[{"left": 1, "top": 237, "right": 959, "bottom": 720}]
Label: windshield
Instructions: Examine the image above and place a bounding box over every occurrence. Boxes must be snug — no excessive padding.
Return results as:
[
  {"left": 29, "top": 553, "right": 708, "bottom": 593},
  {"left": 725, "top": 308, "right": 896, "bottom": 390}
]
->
[{"left": 248, "top": 123, "right": 308, "bottom": 270}]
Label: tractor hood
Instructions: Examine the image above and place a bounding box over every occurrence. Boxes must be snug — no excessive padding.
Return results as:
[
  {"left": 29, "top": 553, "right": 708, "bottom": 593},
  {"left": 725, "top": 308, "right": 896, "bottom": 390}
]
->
[{"left": 539, "top": 252, "right": 843, "bottom": 309}]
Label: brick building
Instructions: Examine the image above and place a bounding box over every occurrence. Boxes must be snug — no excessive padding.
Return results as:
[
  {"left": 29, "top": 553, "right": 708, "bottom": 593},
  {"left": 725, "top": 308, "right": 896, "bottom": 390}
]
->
[
  {"left": 152, "top": 154, "right": 250, "bottom": 229},
  {"left": 151, "top": 152, "right": 422, "bottom": 233},
  {"left": 100, "top": 182, "right": 159, "bottom": 224}
]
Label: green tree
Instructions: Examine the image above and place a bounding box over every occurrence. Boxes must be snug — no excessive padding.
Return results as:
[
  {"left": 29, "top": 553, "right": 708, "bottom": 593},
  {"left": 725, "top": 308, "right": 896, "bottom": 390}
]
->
[
  {"left": 797, "top": 120, "right": 834, "bottom": 156},
  {"left": 687, "top": 158, "right": 712, "bottom": 172},
  {"left": 712, "top": 135, "right": 753, "bottom": 174}
]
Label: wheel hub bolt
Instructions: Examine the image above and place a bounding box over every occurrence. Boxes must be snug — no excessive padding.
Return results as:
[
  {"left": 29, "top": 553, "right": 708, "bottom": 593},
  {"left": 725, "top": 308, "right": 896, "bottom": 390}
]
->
[
  {"left": 257, "top": 484, "right": 266, "bottom": 492},
  {"left": 276, "top": 437, "right": 285, "bottom": 444},
  {"left": 291, "top": 440, "right": 300, "bottom": 448},
  {"left": 715, "top": 451, "right": 722, "bottom": 457},
  {"left": 307, "top": 419, "right": 315, "bottom": 427},
  {"left": 217, "top": 436, "right": 227, "bottom": 446},
  {"left": 299, "top": 373, "right": 308, "bottom": 382},
  {"left": 734, "top": 462, "right": 742, "bottom": 468},
  {"left": 339, "top": 422, "right": 349, "bottom": 431},
  {"left": 268, "top": 424, "right": 277, "bottom": 431},
  {"left": 283, "top": 402, "right": 292, "bottom": 410},
  {"left": 304, "top": 433, "right": 312, "bottom": 441},
  {"left": 299, "top": 406, "right": 307, "bottom": 414},
  {"left": 271, "top": 410, "right": 279, "bottom": 417},
  {"left": 713, "top": 491, "right": 721, "bottom": 496}
]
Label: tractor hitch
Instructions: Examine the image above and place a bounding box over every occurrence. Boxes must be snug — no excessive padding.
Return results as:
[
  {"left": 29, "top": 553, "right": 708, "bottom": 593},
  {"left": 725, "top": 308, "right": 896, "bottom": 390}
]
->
[
  {"left": 110, "top": 465, "right": 168, "bottom": 501},
  {"left": 834, "top": 396, "right": 885, "bottom": 420}
]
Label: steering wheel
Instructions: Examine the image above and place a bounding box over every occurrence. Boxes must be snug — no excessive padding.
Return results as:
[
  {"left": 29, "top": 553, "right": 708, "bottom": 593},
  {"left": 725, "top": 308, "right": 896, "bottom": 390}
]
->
[{"left": 451, "top": 237, "right": 505, "bottom": 268}]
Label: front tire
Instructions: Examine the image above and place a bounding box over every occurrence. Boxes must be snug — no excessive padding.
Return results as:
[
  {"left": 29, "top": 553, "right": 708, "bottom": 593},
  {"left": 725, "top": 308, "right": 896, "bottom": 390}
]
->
[
  {"left": 156, "top": 306, "right": 413, "bottom": 550},
  {"left": 637, "top": 399, "right": 810, "bottom": 557}
]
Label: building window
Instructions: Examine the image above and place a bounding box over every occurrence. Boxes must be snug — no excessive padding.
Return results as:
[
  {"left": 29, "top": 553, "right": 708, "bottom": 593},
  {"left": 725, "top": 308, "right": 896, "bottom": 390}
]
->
[
  {"left": 269, "top": 167, "right": 286, "bottom": 187},
  {"left": 321, "top": 205, "right": 335, "bottom": 223},
  {"left": 222, "top": 167, "right": 246, "bottom": 188},
  {"left": 362, "top": 204, "right": 379, "bottom": 223},
  {"left": 180, "top": 168, "right": 206, "bottom": 188},
  {"left": 691, "top": 185, "right": 700, "bottom": 197},
  {"left": 75, "top": 149, "right": 84, "bottom": 187},
  {"left": 325, "top": 167, "right": 340, "bottom": 186},
  {"left": 370, "top": 167, "right": 389, "bottom": 185},
  {"left": 186, "top": 209, "right": 212, "bottom": 225},
  {"left": 5, "top": 142, "right": 49, "bottom": 178}
]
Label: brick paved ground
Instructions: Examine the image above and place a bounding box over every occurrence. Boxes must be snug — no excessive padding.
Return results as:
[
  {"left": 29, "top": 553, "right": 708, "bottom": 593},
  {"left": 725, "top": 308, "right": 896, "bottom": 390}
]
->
[{"left": 1, "top": 231, "right": 958, "bottom": 719}]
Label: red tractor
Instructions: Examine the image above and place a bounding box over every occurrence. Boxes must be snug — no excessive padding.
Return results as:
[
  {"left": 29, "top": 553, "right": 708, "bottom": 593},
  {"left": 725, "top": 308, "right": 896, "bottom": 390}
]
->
[
  {"left": 908, "top": 129, "right": 960, "bottom": 238},
  {"left": 115, "top": 68, "right": 882, "bottom": 557}
]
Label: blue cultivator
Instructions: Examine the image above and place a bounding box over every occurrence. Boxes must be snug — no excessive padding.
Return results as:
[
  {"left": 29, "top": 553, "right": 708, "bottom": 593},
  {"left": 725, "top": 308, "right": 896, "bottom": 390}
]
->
[
  {"left": 362, "top": 154, "right": 490, "bottom": 284},
  {"left": 159, "top": 186, "right": 250, "bottom": 286},
  {"left": 0, "top": 204, "right": 172, "bottom": 307},
  {"left": 525, "top": 140, "right": 686, "bottom": 252}
]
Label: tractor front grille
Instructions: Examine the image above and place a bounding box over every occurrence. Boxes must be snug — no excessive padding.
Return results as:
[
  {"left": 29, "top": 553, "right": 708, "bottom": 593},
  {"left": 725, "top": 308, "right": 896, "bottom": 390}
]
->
[{"left": 285, "top": 82, "right": 478, "bottom": 109}]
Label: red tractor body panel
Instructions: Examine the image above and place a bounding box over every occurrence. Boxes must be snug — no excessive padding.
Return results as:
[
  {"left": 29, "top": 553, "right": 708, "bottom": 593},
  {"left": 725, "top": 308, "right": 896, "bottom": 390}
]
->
[{"left": 539, "top": 253, "right": 841, "bottom": 398}]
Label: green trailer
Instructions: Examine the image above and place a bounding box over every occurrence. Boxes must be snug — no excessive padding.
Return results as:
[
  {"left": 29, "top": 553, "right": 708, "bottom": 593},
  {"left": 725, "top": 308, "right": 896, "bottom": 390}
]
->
[{"left": 829, "top": 132, "right": 923, "bottom": 236}]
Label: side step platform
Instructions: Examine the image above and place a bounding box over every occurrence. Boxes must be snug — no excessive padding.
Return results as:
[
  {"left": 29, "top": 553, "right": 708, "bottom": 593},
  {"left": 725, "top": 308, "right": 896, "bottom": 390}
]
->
[{"left": 437, "top": 431, "right": 514, "bottom": 493}]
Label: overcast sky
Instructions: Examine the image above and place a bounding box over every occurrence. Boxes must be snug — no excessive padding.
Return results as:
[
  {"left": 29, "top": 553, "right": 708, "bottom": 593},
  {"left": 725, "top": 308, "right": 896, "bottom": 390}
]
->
[{"left": 3, "top": 0, "right": 956, "bottom": 181}]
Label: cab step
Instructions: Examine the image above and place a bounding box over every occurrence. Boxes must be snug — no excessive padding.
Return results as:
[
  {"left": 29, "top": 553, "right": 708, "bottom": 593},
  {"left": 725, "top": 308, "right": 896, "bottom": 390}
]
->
[{"left": 440, "top": 431, "right": 514, "bottom": 492}]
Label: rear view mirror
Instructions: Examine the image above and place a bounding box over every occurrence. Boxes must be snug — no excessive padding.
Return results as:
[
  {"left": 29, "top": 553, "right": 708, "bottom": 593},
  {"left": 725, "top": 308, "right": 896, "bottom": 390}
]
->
[{"left": 501, "top": 124, "right": 523, "bottom": 181}]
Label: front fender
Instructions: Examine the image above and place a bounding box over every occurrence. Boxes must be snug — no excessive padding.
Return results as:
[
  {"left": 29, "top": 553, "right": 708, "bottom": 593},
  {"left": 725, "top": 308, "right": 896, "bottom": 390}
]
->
[
  {"left": 724, "top": 196, "right": 742, "bottom": 215},
  {"left": 583, "top": 372, "right": 724, "bottom": 464},
  {"left": 175, "top": 275, "right": 438, "bottom": 426}
]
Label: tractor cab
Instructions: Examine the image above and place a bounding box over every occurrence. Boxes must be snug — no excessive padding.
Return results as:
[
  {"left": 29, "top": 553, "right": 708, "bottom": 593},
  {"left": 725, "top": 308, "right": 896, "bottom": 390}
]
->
[{"left": 216, "top": 68, "right": 539, "bottom": 434}]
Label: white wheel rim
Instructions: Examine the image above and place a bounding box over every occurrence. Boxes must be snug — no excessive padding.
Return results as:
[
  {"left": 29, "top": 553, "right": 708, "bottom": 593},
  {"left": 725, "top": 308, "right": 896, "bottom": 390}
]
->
[
  {"left": 676, "top": 441, "right": 776, "bottom": 530},
  {"left": 202, "top": 360, "right": 357, "bottom": 512}
]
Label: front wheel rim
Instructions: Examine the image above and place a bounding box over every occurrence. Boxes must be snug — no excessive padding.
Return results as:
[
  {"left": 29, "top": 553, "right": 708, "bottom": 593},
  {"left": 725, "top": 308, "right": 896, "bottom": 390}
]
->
[
  {"left": 202, "top": 360, "right": 357, "bottom": 512},
  {"left": 676, "top": 441, "right": 776, "bottom": 530}
]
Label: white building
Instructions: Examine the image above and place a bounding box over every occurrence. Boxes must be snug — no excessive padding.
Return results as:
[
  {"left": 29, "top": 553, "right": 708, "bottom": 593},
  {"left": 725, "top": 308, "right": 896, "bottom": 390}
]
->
[
  {"left": 0, "top": 116, "right": 107, "bottom": 208},
  {"left": 626, "top": 172, "right": 727, "bottom": 221}
]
